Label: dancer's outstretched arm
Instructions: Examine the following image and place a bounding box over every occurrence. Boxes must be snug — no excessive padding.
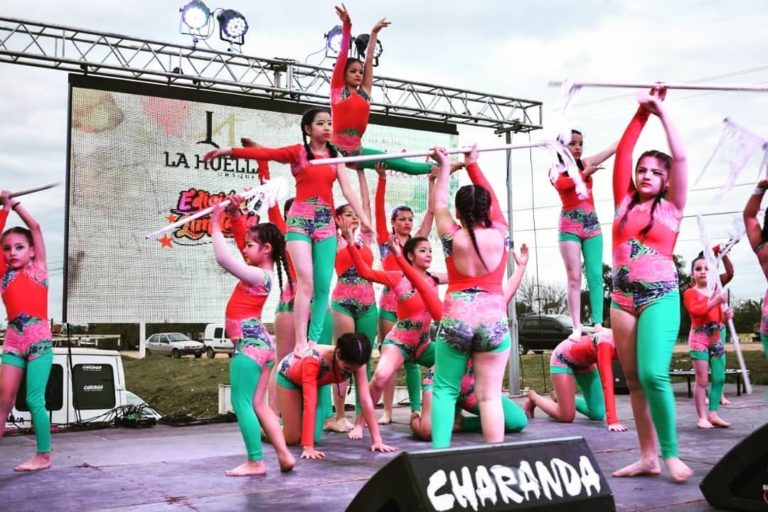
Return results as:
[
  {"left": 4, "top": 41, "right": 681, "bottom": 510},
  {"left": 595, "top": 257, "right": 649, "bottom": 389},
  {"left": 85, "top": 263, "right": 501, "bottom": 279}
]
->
[
  {"left": 211, "top": 205, "right": 268, "bottom": 286},
  {"left": 361, "top": 18, "right": 389, "bottom": 96}
]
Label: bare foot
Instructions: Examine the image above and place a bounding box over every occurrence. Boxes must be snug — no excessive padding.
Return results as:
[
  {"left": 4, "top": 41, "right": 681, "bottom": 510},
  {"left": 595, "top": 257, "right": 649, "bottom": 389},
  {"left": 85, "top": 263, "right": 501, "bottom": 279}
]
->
[
  {"left": 378, "top": 411, "right": 392, "bottom": 425},
  {"left": 225, "top": 460, "right": 267, "bottom": 477},
  {"left": 612, "top": 458, "right": 661, "bottom": 478},
  {"left": 665, "top": 457, "right": 693, "bottom": 483},
  {"left": 277, "top": 451, "right": 296, "bottom": 473},
  {"left": 14, "top": 453, "right": 51, "bottom": 472},
  {"left": 523, "top": 396, "right": 536, "bottom": 419},
  {"left": 720, "top": 396, "right": 732, "bottom": 406},
  {"left": 348, "top": 424, "right": 364, "bottom": 440},
  {"left": 323, "top": 418, "right": 349, "bottom": 433},
  {"left": 568, "top": 328, "right": 582, "bottom": 341},
  {"left": 594, "top": 324, "right": 604, "bottom": 332},
  {"left": 707, "top": 413, "right": 730, "bottom": 428},
  {"left": 697, "top": 418, "right": 715, "bottom": 429}
]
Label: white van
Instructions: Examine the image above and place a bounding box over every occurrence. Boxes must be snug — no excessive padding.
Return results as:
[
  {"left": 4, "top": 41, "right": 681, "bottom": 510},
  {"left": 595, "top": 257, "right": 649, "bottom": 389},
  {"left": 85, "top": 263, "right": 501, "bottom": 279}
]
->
[
  {"left": 8, "top": 348, "right": 128, "bottom": 426},
  {"left": 203, "top": 324, "right": 234, "bottom": 358}
]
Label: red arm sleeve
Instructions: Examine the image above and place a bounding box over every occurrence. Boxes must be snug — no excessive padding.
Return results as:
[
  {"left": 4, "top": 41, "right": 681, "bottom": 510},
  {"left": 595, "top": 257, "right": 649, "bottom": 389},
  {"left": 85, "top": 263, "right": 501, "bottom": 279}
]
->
[
  {"left": 465, "top": 162, "right": 505, "bottom": 226},
  {"left": 230, "top": 214, "right": 247, "bottom": 252},
  {"left": 613, "top": 108, "right": 649, "bottom": 206},
  {"left": 683, "top": 288, "right": 710, "bottom": 317},
  {"left": 596, "top": 343, "right": 619, "bottom": 425},
  {"left": 347, "top": 244, "right": 401, "bottom": 287},
  {"left": 393, "top": 254, "right": 443, "bottom": 322},
  {"left": 553, "top": 174, "right": 575, "bottom": 192},
  {"left": 375, "top": 176, "right": 389, "bottom": 245},
  {"left": 300, "top": 357, "right": 322, "bottom": 448},
  {"left": 330, "top": 20, "right": 352, "bottom": 92},
  {"left": 231, "top": 145, "right": 299, "bottom": 165},
  {"left": 0, "top": 208, "right": 8, "bottom": 274},
  {"left": 257, "top": 160, "right": 271, "bottom": 184}
]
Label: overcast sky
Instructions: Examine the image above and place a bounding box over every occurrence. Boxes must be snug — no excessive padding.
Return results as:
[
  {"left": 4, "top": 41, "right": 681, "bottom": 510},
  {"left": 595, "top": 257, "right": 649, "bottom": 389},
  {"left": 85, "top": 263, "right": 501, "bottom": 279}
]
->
[{"left": 2, "top": 1, "right": 768, "bottom": 322}]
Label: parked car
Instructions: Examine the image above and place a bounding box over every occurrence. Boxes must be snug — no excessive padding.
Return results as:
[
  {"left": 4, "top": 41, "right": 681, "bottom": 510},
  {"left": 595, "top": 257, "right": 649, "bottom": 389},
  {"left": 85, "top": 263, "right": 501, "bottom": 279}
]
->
[
  {"left": 203, "top": 324, "right": 234, "bottom": 358},
  {"left": 516, "top": 314, "right": 594, "bottom": 355},
  {"left": 145, "top": 333, "right": 204, "bottom": 358}
]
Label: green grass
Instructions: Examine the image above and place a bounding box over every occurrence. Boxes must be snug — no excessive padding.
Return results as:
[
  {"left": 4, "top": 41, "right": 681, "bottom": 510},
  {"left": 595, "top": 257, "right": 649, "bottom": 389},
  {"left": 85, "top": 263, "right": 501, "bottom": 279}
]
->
[
  {"left": 122, "top": 355, "right": 230, "bottom": 418},
  {"left": 122, "top": 351, "right": 767, "bottom": 418}
]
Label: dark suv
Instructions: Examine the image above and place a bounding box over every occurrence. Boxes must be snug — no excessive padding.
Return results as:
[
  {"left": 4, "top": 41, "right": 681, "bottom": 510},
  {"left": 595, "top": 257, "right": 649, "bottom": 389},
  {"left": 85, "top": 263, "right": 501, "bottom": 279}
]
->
[{"left": 516, "top": 314, "right": 594, "bottom": 355}]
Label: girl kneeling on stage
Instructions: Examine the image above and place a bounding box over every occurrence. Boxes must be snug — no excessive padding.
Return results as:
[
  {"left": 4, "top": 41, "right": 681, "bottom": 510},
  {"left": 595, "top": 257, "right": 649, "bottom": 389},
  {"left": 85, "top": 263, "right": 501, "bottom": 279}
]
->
[{"left": 276, "top": 333, "right": 396, "bottom": 460}]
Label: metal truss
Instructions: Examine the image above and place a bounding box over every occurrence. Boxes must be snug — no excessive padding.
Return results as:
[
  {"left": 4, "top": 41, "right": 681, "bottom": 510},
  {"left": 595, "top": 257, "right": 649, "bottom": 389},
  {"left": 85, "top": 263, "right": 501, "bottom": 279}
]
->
[{"left": 0, "top": 17, "right": 542, "bottom": 133}]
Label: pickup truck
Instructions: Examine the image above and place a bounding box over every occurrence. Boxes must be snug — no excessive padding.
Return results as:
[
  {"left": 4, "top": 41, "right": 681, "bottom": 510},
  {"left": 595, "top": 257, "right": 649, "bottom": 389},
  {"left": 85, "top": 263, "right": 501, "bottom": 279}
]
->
[{"left": 516, "top": 314, "right": 593, "bottom": 355}]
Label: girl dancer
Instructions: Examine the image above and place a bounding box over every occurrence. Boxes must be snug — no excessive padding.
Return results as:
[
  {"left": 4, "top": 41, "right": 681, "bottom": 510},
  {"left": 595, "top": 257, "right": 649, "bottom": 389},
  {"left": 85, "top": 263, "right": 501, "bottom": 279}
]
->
[
  {"left": 203, "top": 107, "right": 372, "bottom": 358},
  {"left": 375, "top": 165, "right": 435, "bottom": 424},
  {"left": 684, "top": 254, "right": 732, "bottom": 428},
  {"left": 523, "top": 329, "right": 628, "bottom": 432},
  {"left": 430, "top": 145, "right": 511, "bottom": 448},
  {"left": 0, "top": 191, "right": 53, "bottom": 472},
  {"left": 411, "top": 245, "right": 530, "bottom": 441},
  {"left": 330, "top": 5, "right": 432, "bottom": 175},
  {"left": 744, "top": 177, "right": 768, "bottom": 358},
  {"left": 610, "top": 88, "right": 692, "bottom": 482},
  {"left": 552, "top": 131, "right": 616, "bottom": 338},
  {"left": 276, "top": 332, "right": 396, "bottom": 459},
  {"left": 210, "top": 205, "right": 294, "bottom": 476},
  {"left": 342, "top": 226, "right": 443, "bottom": 438},
  {"left": 328, "top": 170, "right": 379, "bottom": 433}
]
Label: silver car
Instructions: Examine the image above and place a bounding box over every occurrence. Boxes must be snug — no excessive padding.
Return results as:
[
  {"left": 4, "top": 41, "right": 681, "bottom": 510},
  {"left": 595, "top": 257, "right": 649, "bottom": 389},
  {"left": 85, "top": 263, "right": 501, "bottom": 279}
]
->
[{"left": 145, "top": 333, "right": 204, "bottom": 358}]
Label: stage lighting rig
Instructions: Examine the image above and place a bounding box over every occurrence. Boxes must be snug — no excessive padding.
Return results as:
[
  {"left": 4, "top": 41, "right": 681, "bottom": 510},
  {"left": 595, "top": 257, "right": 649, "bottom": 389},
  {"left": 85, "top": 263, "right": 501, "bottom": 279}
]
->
[
  {"left": 217, "top": 9, "right": 249, "bottom": 48},
  {"left": 179, "top": 0, "right": 213, "bottom": 45}
]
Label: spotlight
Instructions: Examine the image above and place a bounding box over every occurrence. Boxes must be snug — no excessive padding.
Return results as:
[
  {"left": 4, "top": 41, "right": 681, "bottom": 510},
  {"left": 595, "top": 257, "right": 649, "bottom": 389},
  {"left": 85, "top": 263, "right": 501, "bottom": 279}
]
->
[
  {"left": 180, "top": 0, "right": 211, "bottom": 30},
  {"left": 353, "top": 34, "right": 383, "bottom": 66},
  {"left": 324, "top": 25, "right": 344, "bottom": 55},
  {"left": 217, "top": 9, "right": 249, "bottom": 45}
]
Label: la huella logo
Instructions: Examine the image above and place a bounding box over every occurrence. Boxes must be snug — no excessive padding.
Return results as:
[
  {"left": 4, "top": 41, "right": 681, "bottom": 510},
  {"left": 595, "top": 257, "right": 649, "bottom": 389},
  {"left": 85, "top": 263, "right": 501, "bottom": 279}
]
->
[{"left": 163, "top": 110, "right": 258, "bottom": 177}]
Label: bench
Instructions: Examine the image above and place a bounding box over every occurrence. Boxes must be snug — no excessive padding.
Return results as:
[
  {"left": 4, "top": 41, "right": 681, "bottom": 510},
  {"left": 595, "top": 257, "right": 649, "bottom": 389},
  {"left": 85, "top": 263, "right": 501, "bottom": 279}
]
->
[{"left": 669, "top": 369, "right": 750, "bottom": 398}]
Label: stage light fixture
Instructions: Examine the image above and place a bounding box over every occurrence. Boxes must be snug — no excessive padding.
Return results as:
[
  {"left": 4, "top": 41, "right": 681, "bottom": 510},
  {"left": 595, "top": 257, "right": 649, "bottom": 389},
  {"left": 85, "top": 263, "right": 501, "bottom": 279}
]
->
[
  {"left": 217, "top": 9, "right": 249, "bottom": 45},
  {"left": 180, "top": 0, "right": 211, "bottom": 30},
  {"left": 324, "top": 25, "right": 344, "bottom": 55},
  {"left": 353, "top": 33, "right": 383, "bottom": 66}
]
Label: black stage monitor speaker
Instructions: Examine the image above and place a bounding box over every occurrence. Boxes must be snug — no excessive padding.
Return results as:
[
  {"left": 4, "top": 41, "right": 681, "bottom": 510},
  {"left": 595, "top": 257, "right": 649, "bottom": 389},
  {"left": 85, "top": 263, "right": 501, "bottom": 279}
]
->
[
  {"left": 700, "top": 422, "right": 768, "bottom": 511},
  {"left": 15, "top": 363, "right": 64, "bottom": 412},
  {"left": 347, "top": 436, "right": 615, "bottom": 512}
]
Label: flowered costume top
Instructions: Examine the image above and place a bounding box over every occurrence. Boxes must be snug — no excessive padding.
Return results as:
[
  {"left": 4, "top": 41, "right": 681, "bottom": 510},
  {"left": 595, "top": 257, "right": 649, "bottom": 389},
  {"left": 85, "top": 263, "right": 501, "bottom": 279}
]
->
[
  {"left": 330, "top": 19, "right": 371, "bottom": 156},
  {"left": 333, "top": 240, "right": 376, "bottom": 315},
  {"left": 438, "top": 162, "right": 510, "bottom": 353},
  {"left": 550, "top": 331, "right": 620, "bottom": 425},
  {"left": 277, "top": 349, "right": 354, "bottom": 448},
  {"left": 225, "top": 268, "right": 275, "bottom": 367},
  {"left": 611, "top": 108, "right": 682, "bottom": 315},
  {"left": 683, "top": 287, "right": 725, "bottom": 354},
  {"left": 0, "top": 208, "right": 52, "bottom": 360},
  {"left": 231, "top": 145, "right": 338, "bottom": 242},
  {"left": 552, "top": 163, "right": 601, "bottom": 240},
  {"left": 347, "top": 243, "right": 442, "bottom": 360}
]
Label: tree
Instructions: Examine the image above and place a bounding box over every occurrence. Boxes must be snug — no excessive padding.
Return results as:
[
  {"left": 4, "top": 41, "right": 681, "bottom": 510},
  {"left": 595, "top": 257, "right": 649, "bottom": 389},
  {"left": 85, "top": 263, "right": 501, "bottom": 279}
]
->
[{"left": 516, "top": 276, "right": 567, "bottom": 315}]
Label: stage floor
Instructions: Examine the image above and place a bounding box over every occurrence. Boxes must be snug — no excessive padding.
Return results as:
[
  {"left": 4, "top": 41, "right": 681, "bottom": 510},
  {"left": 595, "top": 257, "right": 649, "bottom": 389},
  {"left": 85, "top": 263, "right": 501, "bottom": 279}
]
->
[{"left": 2, "top": 384, "right": 766, "bottom": 512}]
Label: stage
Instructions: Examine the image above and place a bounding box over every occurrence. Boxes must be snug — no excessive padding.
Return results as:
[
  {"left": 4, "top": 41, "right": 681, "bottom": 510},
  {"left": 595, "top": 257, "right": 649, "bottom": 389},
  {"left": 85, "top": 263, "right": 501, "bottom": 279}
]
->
[{"left": 2, "top": 384, "right": 766, "bottom": 512}]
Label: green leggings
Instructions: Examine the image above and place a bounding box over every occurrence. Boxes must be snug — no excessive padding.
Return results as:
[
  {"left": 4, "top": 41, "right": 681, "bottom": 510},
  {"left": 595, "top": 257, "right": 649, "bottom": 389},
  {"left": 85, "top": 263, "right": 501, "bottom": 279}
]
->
[
  {"left": 405, "top": 362, "right": 423, "bottom": 412},
  {"left": 358, "top": 147, "right": 433, "bottom": 175},
  {"left": 230, "top": 354, "right": 269, "bottom": 461},
  {"left": 691, "top": 347, "right": 726, "bottom": 413},
  {"left": 431, "top": 335, "right": 511, "bottom": 448},
  {"left": 288, "top": 236, "right": 336, "bottom": 343},
  {"left": 632, "top": 291, "right": 681, "bottom": 458},
  {"left": 559, "top": 233, "right": 604, "bottom": 324},
  {"left": 761, "top": 334, "right": 768, "bottom": 360},
  {"left": 460, "top": 396, "right": 527, "bottom": 433},
  {"left": 331, "top": 303, "right": 379, "bottom": 415},
  {"left": 3, "top": 352, "right": 53, "bottom": 453},
  {"left": 318, "top": 308, "right": 334, "bottom": 422},
  {"left": 573, "top": 369, "right": 607, "bottom": 421}
]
